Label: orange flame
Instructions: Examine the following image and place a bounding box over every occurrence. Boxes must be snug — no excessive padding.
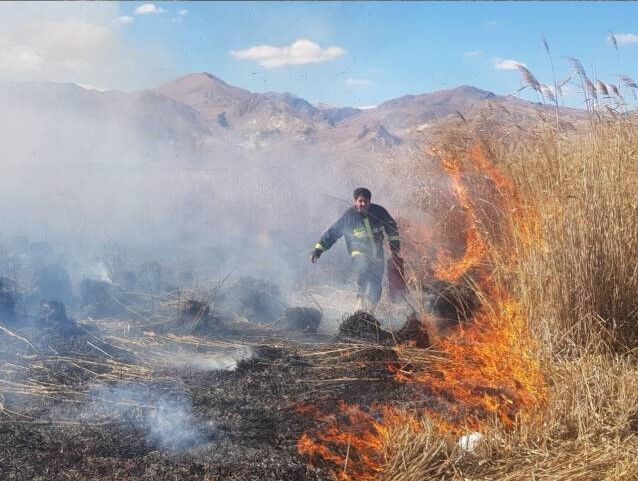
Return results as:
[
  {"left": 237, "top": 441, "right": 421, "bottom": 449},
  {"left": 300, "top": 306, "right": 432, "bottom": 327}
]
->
[
  {"left": 400, "top": 293, "right": 547, "bottom": 429},
  {"left": 297, "top": 403, "right": 387, "bottom": 481},
  {"left": 434, "top": 148, "right": 489, "bottom": 283},
  {"left": 297, "top": 143, "right": 547, "bottom": 480},
  {"left": 297, "top": 403, "right": 424, "bottom": 481}
]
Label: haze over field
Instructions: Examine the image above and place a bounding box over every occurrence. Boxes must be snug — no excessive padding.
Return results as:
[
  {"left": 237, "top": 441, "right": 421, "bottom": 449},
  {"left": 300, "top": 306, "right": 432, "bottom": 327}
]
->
[
  {"left": 0, "top": 1, "right": 626, "bottom": 295},
  {"left": 0, "top": 71, "right": 580, "bottom": 295}
]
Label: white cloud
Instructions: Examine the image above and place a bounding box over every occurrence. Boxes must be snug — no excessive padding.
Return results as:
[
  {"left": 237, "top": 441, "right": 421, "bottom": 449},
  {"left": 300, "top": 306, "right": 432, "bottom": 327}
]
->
[
  {"left": 230, "top": 39, "right": 345, "bottom": 68},
  {"left": 134, "top": 3, "right": 166, "bottom": 15},
  {"left": 0, "top": 4, "right": 176, "bottom": 90},
  {"left": 558, "top": 83, "right": 577, "bottom": 98},
  {"left": 608, "top": 33, "right": 638, "bottom": 46},
  {"left": 357, "top": 105, "right": 377, "bottom": 110},
  {"left": 170, "top": 9, "right": 188, "bottom": 23},
  {"left": 0, "top": 20, "right": 110, "bottom": 75},
  {"left": 493, "top": 57, "right": 526, "bottom": 70},
  {"left": 116, "top": 15, "right": 134, "bottom": 25},
  {"left": 4, "top": 21, "right": 113, "bottom": 68},
  {"left": 0, "top": 2, "right": 120, "bottom": 24},
  {"left": 346, "top": 78, "right": 372, "bottom": 86},
  {"left": 463, "top": 50, "right": 483, "bottom": 58}
]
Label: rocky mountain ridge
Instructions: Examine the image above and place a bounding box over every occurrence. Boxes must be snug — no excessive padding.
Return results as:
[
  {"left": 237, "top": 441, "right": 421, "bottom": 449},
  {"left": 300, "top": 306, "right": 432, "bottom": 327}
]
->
[{"left": 0, "top": 72, "right": 583, "bottom": 167}]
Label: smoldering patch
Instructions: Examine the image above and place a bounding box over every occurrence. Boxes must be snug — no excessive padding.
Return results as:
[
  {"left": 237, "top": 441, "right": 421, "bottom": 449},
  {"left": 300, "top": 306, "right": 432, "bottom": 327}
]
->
[
  {"left": 82, "top": 382, "right": 216, "bottom": 453},
  {"left": 164, "top": 346, "right": 253, "bottom": 371}
]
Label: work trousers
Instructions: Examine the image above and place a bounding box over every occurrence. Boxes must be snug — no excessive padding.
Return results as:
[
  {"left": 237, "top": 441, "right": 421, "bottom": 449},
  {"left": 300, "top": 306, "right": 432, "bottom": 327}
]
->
[{"left": 352, "top": 254, "right": 385, "bottom": 307}]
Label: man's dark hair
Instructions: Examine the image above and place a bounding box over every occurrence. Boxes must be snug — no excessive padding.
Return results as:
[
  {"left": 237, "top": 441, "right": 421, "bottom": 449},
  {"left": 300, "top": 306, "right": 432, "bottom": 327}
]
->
[{"left": 353, "top": 187, "right": 372, "bottom": 200}]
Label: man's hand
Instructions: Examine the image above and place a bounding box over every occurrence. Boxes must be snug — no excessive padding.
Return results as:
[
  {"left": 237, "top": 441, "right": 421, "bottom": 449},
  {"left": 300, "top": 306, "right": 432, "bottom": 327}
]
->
[{"left": 310, "top": 251, "right": 321, "bottom": 264}]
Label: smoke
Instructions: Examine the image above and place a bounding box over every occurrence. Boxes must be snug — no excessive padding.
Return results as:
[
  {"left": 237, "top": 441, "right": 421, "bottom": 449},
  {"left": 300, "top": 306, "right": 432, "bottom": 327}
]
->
[
  {"left": 165, "top": 346, "right": 253, "bottom": 371},
  {"left": 0, "top": 4, "right": 420, "bottom": 322},
  {"left": 84, "top": 262, "right": 112, "bottom": 284},
  {"left": 0, "top": 77, "right": 364, "bottom": 312},
  {"left": 84, "top": 383, "right": 213, "bottom": 452}
]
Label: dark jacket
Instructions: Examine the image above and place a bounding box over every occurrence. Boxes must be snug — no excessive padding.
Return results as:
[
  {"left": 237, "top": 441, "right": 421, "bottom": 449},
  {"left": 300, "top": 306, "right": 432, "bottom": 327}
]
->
[{"left": 314, "top": 204, "right": 400, "bottom": 259}]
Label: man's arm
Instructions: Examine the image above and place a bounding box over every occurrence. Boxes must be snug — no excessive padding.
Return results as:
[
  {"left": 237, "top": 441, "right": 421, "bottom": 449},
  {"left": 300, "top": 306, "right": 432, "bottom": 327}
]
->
[{"left": 311, "top": 214, "right": 346, "bottom": 263}]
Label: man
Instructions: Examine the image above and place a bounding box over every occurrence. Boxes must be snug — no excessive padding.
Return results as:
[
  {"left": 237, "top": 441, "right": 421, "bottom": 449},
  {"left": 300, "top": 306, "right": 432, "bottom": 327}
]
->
[{"left": 310, "top": 187, "right": 401, "bottom": 311}]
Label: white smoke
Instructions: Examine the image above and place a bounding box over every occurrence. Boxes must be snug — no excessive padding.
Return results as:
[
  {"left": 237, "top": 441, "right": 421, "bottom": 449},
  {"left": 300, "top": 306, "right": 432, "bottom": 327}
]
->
[
  {"left": 165, "top": 346, "right": 252, "bottom": 371},
  {"left": 0, "top": 4, "right": 419, "bottom": 315},
  {"left": 83, "top": 262, "right": 112, "bottom": 283},
  {"left": 84, "top": 383, "right": 213, "bottom": 452}
]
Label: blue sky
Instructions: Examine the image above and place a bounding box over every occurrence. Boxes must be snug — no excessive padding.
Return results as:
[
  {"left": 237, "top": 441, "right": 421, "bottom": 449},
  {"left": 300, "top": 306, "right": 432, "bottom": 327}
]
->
[{"left": 2, "top": 2, "right": 638, "bottom": 108}]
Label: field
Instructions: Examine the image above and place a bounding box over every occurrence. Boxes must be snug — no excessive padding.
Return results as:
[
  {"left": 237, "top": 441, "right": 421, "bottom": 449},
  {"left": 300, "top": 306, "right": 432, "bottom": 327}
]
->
[{"left": 1, "top": 97, "right": 638, "bottom": 481}]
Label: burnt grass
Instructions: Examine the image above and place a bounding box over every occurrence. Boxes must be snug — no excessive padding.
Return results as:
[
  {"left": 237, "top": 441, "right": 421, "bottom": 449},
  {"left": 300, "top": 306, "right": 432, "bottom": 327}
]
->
[{"left": 0, "top": 314, "right": 420, "bottom": 481}]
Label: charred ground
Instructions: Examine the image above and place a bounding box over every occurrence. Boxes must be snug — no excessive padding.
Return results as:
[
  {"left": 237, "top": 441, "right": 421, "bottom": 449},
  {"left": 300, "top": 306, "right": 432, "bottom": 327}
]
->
[{"left": 0, "top": 305, "right": 424, "bottom": 481}]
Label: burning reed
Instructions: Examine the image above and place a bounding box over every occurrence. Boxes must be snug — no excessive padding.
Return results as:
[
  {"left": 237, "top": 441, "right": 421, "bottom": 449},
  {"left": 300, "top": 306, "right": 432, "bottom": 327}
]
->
[
  {"left": 381, "top": 106, "right": 638, "bottom": 478},
  {"left": 298, "top": 142, "right": 549, "bottom": 479},
  {"left": 298, "top": 110, "right": 638, "bottom": 479}
]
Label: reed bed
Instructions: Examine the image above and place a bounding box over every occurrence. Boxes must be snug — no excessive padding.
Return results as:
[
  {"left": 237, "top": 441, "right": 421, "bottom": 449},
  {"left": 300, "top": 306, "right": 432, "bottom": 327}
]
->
[{"left": 382, "top": 64, "right": 638, "bottom": 479}]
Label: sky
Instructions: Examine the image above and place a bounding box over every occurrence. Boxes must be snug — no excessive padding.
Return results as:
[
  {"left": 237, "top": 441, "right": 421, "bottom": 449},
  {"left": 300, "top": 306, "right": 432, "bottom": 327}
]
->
[{"left": 1, "top": 1, "right": 638, "bottom": 108}]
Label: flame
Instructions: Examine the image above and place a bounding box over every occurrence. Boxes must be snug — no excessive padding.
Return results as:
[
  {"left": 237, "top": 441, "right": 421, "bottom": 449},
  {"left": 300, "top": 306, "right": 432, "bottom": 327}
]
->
[
  {"left": 297, "top": 143, "right": 548, "bottom": 479},
  {"left": 297, "top": 403, "right": 387, "bottom": 481},
  {"left": 401, "top": 292, "right": 547, "bottom": 429},
  {"left": 434, "top": 148, "right": 488, "bottom": 283},
  {"left": 297, "top": 403, "right": 423, "bottom": 481}
]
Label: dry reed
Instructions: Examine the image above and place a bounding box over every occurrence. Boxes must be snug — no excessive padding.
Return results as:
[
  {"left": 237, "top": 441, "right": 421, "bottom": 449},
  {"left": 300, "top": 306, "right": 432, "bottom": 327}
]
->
[{"left": 382, "top": 72, "right": 638, "bottom": 479}]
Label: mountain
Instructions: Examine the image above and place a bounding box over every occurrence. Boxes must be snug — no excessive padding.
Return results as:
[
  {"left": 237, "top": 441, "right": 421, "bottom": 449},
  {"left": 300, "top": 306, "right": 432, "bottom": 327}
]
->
[
  {"left": 155, "top": 73, "right": 582, "bottom": 146},
  {"left": 1, "top": 73, "right": 583, "bottom": 166},
  {"left": 0, "top": 80, "right": 209, "bottom": 163},
  {"left": 156, "top": 73, "right": 252, "bottom": 121},
  {"left": 352, "top": 85, "right": 497, "bottom": 132},
  {"left": 158, "top": 73, "right": 317, "bottom": 133},
  {"left": 156, "top": 75, "right": 511, "bottom": 136},
  {"left": 0, "top": 73, "right": 586, "bottom": 255}
]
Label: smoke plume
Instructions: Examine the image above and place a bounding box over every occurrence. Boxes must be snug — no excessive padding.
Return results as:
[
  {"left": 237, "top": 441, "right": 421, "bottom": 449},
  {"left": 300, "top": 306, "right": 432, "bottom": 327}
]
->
[{"left": 84, "top": 383, "right": 213, "bottom": 452}]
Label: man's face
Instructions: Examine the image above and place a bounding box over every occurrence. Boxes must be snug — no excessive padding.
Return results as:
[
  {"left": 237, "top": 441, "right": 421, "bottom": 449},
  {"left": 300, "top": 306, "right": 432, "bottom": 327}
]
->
[{"left": 354, "top": 195, "right": 371, "bottom": 214}]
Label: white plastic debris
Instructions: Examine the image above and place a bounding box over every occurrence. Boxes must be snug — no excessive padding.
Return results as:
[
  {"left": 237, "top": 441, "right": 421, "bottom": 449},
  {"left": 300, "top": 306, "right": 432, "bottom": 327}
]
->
[{"left": 458, "top": 432, "right": 483, "bottom": 452}]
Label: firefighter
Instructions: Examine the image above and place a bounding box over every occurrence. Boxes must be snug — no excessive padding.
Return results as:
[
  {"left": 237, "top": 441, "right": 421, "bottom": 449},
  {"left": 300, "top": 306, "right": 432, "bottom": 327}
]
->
[{"left": 310, "top": 187, "right": 401, "bottom": 311}]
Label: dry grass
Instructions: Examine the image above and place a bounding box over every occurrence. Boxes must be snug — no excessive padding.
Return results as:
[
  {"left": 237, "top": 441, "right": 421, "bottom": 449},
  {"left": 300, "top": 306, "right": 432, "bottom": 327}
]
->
[
  {"left": 381, "top": 108, "right": 638, "bottom": 479},
  {"left": 505, "top": 118, "right": 638, "bottom": 353},
  {"left": 382, "top": 354, "right": 638, "bottom": 481}
]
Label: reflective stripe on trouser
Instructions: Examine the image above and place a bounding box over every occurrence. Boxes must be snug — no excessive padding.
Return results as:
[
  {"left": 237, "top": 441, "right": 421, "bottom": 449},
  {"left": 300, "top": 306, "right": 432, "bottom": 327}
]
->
[
  {"left": 352, "top": 254, "right": 384, "bottom": 307},
  {"left": 362, "top": 218, "right": 378, "bottom": 258}
]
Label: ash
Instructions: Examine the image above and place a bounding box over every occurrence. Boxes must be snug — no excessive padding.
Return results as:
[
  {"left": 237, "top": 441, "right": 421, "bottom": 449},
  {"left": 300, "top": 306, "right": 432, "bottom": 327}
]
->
[
  {"left": 0, "top": 262, "right": 430, "bottom": 481},
  {"left": 0, "top": 306, "right": 421, "bottom": 481}
]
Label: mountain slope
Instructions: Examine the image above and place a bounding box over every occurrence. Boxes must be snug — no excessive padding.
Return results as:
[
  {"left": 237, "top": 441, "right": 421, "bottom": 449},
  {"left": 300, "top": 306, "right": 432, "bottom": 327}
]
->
[
  {"left": 1, "top": 74, "right": 584, "bottom": 165},
  {"left": 0, "top": 80, "right": 209, "bottom": 163}
]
